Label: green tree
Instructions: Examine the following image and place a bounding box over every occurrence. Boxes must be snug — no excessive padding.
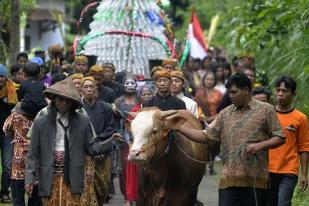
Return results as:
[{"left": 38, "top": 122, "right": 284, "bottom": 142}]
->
[
  {"left": 173, "top": 0, "right": 309, "bottom": 116},
  {"left": 219, "top": 0, "right": 309, "bottom": 116},
  {"left": 172, "top": 0, "right": 239, "bottom": 40},
  {"left": 0, "top": 0, "right": 35, "bottom": 64}
]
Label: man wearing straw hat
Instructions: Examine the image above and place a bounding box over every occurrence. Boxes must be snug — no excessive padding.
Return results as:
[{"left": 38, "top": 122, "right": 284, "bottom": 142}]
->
[{"left": 24, "top": 79, "right": 120, "bottom": 205}]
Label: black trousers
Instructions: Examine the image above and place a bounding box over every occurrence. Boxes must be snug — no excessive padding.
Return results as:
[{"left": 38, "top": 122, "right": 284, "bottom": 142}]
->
[
  {"left": 268, "top": 173, "right": 298, "bottom": 206},
  {"left": 219, "top": 187, "right": 268, "bottom": 206},
  {"left": 0, "top": 135, "right": 13, "bottom": 195},
  {"left": 11, "top": 179, "right": 42, "bottom": 206}
]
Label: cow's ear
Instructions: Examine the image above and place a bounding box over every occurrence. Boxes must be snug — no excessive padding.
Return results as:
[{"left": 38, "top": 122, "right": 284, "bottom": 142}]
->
[
  {"left": 160, "top": 110, "right": 178, "bottom": 118},
  {"left": 124, "top": 119, "right": 132, "bottom": 132},
  {"left": 165, "top": 115, "right": 187, "bottom": 130}
]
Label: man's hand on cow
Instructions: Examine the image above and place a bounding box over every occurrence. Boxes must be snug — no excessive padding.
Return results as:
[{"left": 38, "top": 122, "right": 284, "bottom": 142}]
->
[{"left": 246, "top": 143, "right": 263, "bottom": 155}]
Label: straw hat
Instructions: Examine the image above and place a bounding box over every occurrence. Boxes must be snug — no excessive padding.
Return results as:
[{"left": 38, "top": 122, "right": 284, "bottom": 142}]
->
[{"left": 44, "top": 79, "right": 82, "bottom": 107}]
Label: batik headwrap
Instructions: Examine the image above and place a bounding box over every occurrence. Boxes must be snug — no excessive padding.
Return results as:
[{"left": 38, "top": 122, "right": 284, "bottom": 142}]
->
[
  {"left": 152, "top": 68, "right": 171, "bottom": 81},
  {"left": 89, "top": 65, "right": 104, "bottom": 75},
  {"left": 74, "top": 56, "right": 88, "bottom": 64},
  {"left": 80, "top": 76, "right": 96, "bottom": 86},
  {"left": 170, "top": 70, "right": 185, "bottom": 81}
]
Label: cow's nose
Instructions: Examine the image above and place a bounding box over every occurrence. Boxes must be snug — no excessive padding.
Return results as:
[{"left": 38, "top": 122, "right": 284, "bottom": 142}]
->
[{"left": 128, "top": 149, "right": 142, "bottom": 161}]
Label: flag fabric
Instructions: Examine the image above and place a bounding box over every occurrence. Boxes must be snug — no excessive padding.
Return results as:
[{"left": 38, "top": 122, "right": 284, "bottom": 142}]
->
[
  {"left": 188, "top": 9, "right": 208, "bottom": 59},
  {"left": 179, "top": 39, "right": 190, "bottom": 69}
]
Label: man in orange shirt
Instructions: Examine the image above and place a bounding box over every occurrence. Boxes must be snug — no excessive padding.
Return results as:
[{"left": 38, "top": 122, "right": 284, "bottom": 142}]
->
[{"left": 269, "top": 76, "right": 309, "bottom": 206}]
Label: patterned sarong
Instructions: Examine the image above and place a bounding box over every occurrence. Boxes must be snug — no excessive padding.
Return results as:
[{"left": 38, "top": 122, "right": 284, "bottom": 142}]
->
[
  {"left": 42, "top": 175, "right": 80, "bottom": 206},
  {"left": 80, "top": 155, "right": 111, "bottom": 206},
  {"left": 94, "top": 155, "right": 111, "bottom": 205}
]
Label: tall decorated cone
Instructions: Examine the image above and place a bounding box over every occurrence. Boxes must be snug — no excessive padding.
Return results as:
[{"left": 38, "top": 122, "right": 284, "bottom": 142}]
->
[
  {"left": 76, "top": 0, "right": 174, "bottom": 77},
  {"left": 188, "top": 9, "right": 208, "bottom": 59}
]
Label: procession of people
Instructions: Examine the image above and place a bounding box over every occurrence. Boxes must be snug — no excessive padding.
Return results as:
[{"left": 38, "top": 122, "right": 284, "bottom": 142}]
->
[{"left": 0, "top": 44, "right": 308, "bottom": 206}]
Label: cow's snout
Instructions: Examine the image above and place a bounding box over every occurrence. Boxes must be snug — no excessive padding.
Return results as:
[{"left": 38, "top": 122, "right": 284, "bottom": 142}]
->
[{"left": 128, "top": 149, "right": 146, "bottom": 163}]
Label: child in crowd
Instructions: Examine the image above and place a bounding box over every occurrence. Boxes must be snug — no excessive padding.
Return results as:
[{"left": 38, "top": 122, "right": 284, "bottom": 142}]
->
[
  {"left": 10, "top": 64, "right": 25, "bottom": 91},
  {"left": 16, "top": 52, "right": 28, "bottom": 65},
  {"left": 18, "top": 62, "right": 47, "bottom": 117}
]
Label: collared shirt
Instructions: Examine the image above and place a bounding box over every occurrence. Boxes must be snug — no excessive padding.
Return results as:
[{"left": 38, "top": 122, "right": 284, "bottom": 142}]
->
[
  {"left": 55, "top": 112, "right": 69, "bottom": 151},
  {"left": 203, "top": 98, "right": 284, "bottom": 189},
  {"left": 176, "top": 92, "right": 198, "bottom": 117}
]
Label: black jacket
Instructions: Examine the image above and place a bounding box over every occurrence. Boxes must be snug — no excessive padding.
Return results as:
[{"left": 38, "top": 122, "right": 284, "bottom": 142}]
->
[
  {"left": 102, "top": 81, "right": 124, "bottom": 98},
  {"left": 18, "top": 78, "right": 47, "bottom": 117},
  {"left": 143, "top": 93, "right": 187, "bottom": 111},
  {"left": 97, "top": 85, "right": 116, "bottom": 103},
  {"left": 83, "top": 100, "right": 115, "bottom": 141}
]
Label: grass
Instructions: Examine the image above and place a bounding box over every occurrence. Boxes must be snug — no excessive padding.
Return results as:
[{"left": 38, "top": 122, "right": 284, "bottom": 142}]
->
[{"left": 292, "top": 185, "right": 309, "bottom": 206}]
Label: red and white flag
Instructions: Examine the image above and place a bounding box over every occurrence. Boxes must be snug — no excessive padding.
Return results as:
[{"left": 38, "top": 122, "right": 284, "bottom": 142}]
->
[{"left": 188, "top": 9, "right": 208, "bottom": 59}]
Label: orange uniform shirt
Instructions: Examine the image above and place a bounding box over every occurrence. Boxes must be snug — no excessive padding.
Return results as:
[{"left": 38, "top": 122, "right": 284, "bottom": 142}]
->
[{"left": 269, "top": 109, "right": 309, "bottom": 175}]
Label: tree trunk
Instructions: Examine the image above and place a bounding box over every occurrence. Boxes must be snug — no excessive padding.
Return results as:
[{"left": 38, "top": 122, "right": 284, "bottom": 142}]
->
[
  {"left": 9, "top": 0, "right": 20, "bottom": 66},
  {"left": 0, "top": 18, "right": 7, "bottom": 63}
]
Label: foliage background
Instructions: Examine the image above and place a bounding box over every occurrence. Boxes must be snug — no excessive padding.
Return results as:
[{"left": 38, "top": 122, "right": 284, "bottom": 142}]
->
[
  {"left": 172, "top": 0, "right": 309, "bottom": 118},
  {"left": 0, "top": 0, "right": 36, "bottom": 63}
]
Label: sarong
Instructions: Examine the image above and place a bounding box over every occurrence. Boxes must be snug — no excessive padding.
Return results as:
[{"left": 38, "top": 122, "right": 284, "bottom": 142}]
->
[
  {"left": 42, "top": 175, "right": 80, "bottom": 206},
  {"left": 94, "top": 155, "right": 112, "bottom": 205}
]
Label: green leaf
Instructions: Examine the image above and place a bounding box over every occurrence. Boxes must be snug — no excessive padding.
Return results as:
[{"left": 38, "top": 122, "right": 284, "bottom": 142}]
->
[
  {"left": 257, "top": 9, "right": 268, "bottom": 19},
  {"left": 303, "top": 64, "right": 309, "bottom": 74}
]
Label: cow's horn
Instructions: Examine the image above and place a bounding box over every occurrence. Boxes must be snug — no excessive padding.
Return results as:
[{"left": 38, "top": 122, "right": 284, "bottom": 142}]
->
[
  {"left": 160, "top": 110, "right": 178, "bottom": 118},
  {"left": 125, "top": 111, "right": 138, "bottom": 117}
]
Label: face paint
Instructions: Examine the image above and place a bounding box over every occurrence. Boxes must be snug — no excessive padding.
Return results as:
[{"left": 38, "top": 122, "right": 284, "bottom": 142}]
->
[{"left": 124, "top": 78, "right": 136, "bottom": 93}]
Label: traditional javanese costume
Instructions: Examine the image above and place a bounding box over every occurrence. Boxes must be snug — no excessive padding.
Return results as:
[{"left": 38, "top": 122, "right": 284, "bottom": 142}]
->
[{"left": 25, "top": 79, "right": 112, "bottom": 206}]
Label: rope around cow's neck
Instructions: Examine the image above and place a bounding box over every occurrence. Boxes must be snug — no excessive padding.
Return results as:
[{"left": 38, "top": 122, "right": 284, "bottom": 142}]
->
[{"left": 175, "top": 143, "right": 247, "bottom": 165}]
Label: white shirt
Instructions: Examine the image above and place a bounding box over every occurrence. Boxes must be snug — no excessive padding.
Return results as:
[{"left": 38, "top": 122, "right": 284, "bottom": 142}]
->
[
  {"left": 176, "top": 93, "right": 198, "bottom": 117},
  {"left": 55, "top": 112, "right": 69, "bottom": 151},
  {"left": 215, "top": 83, "right": 226, "bottom": 95}
]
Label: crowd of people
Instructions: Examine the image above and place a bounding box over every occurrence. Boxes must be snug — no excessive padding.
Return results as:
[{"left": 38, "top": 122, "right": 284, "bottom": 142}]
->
[{"left": 0, "top": 43, "right": 308, "bottom": 206}]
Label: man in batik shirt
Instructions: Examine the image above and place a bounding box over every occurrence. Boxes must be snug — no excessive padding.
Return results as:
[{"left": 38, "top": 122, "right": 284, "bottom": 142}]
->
[{"left": 176, "top": 73, "right": 285, "bottom": 206}]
